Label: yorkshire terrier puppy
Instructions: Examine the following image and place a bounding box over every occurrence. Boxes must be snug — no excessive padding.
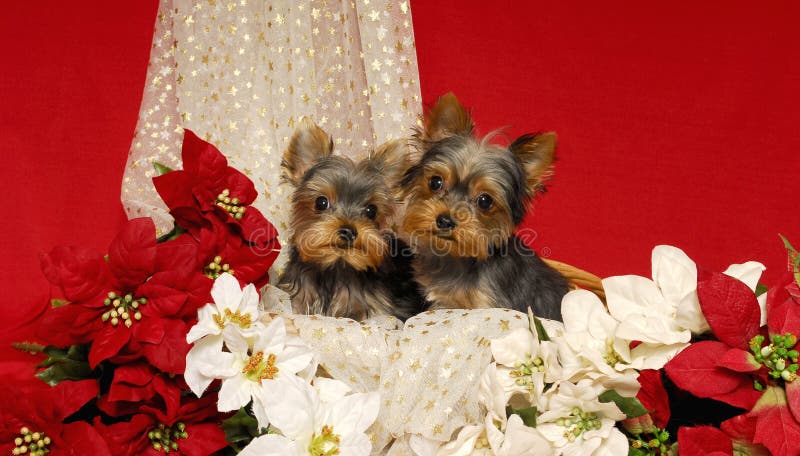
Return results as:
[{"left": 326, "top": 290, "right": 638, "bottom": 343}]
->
[
  {"left": 401, "top": 93, "right": 569, "bottom": 320},
  {"left": 278, "top": 118, "right": 424, "bottom": 321}
]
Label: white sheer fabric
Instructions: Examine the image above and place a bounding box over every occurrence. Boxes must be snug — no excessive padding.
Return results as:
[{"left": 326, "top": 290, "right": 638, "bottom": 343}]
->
[
  {"left": 122, "top": 0, "right": 422, "bottom": 273},
  {"left": 261, "top": 287, "right": 536, "bottom": 455}
]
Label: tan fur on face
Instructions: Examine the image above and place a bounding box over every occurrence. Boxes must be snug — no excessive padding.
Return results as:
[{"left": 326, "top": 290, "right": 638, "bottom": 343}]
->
[{"left": 293, "top": 215, "right": 388, "bottom": 271}]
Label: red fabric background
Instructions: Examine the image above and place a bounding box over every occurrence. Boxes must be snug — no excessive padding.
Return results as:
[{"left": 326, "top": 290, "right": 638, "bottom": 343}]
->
[{"left": 1, "top": 2, "right": 798, "bottom": 345}]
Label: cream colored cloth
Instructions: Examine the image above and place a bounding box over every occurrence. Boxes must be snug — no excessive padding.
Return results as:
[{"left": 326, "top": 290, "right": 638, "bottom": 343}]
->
[
  {"left": 261, "top": 285, "right": 534, "bottom": 454},
  {"left": 122, "top": 0, "right": 422, "bottom": 274}
]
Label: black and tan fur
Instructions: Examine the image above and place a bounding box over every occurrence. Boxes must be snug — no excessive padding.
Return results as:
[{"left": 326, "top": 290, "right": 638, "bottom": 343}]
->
[
  {"left": 401, "top": 93, "right": 568, "bottom": 320},
  {"left": 278, "top": 118, "right": 424, "bottom": 321}
]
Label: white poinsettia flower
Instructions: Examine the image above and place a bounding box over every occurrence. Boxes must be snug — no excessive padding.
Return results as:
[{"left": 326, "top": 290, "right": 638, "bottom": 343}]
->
[
  {"left": 605, "top": 246, "right": 766, "bottom": 340},
  {"left": 186, "top": 272, "right": 264, "bottom": 346},
  {"left": 244, "top": 375, "right": 379, "bottom": 456},
  {"left": 536, "top": 380, "right": 628, "bottom": 456},
  {"left": 560, "top": 289, "right": 684, "bottom": 388},
  {"left": 490, "top": 327, "right": 562, "bottom": 406},
  {"left": 203, "top": 317, "right": 315, "bottom": 428}
]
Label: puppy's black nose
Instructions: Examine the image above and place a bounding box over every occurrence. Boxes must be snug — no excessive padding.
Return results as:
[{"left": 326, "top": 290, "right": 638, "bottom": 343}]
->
[
  {"left": 435, "top": 214, "right": 457, "bottom": 230},
  {"left": 338, "top": 226, "right": 357, "bottom": 243}
]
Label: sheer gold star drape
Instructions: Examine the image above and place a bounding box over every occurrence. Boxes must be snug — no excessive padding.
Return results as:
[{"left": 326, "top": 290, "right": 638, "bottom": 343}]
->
[{"left": 121, "top": 0, "right": 422, "bottom": 272}]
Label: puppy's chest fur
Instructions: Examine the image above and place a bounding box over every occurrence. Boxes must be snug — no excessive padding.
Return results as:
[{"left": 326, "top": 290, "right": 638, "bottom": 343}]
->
[
  {"left": 278, "top": 238, "right": 423, "bottom": 320},
  {"left": 415, "top": 235, "right": 569, "bottom": 320}
]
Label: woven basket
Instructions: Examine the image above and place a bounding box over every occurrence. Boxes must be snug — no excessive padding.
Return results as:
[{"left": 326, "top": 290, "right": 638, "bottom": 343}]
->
[{"left": 543, "top": 258, "right": 606, "bottom": 301}]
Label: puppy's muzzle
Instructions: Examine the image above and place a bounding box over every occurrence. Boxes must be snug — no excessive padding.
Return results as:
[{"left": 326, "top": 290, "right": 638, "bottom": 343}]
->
[{"left": 337, "top": 225, "right": 357, "bottom": 245}]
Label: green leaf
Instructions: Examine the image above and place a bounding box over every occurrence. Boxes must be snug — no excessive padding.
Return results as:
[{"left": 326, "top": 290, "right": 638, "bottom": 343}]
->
[
  {"left": 12, "top": 341, "right": 47, "bottom": 354},
  {"left": 506, "top": 405, "right": 537, "bottom": 427},
  {"left": 628, "top": 446, "right": 650, "bottom": 456},
  {"left": 35, "top": 344, "right": 94, "bottom": 386},
  {"left": 156, "top": 224, "right": 186, "bottom": 243},
  {"left": 51, "top": 298, "right": 69, "bottom": 308},
  {"left": 526, "top": 308, "right": 551, "bottom": 342},
  {"left": 153, "top": 161, "right": 175, "bottom": 176},
  {"left": 222, "top": 407, "right": 261, "bottom": 448},
  {"left": 599, "top": 390, "right": 648, "bottom": 418},
  {"left": 755, "top": 283, "right": 769, "bottom": 298}
]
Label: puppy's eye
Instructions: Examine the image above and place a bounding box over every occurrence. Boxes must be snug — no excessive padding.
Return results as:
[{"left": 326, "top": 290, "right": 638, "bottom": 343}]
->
[
  {"left": 476, "top": 193, "right": 494, "bottom": 210},
  {"left": 364, "top": 204, "right": 378, "bottom": 220},
  {"left": 429, "top": 175, "right": 444, "bottom": 191},
  {"left": 314, "top": 196, "right": 330, "bottom": 211}
]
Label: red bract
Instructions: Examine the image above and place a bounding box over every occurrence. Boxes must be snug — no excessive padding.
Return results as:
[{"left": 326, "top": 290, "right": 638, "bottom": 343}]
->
[
  {"left": 171, "top": 216, "right": 277, "bottom": 289},
  {"left": 748, "top": 386, "right": 800, "bottom": 456},
  {"left": 97, "top": 363, "right": 182, "bottom": 418},
  {"left": 37, "top": 218, "right": 210, "bottom": 372},
  {"left": 0, "top": 380, "right": 110, "bottom": 455},
  {"left": 100, "top": 392, "right": 228, "bottom": 456},
  {"left": 635, "top": 369, "right": 671, "bottom": 429},
  {"left": 677, "top": 426, "right": 732, "bottom": 456},
  {"left": 152, "top": 129, "right": 280, "bottom": 251}
]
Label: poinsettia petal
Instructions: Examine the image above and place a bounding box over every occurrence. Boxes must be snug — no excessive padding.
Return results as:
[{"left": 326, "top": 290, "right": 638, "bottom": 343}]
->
[
  {"left": 751, "top": 386, "right": 800, "bottom": 456},
  {"left": 107, "top": 364, "right": 155, "bottom": 403},
  {"left": 37, "top": 302, "right": 103, "bottom": 346},
  {"left": 58, "top": 421, "right": 111, "bottom": 456},
  {"left": 210, "top": 273, "right": 243, "bottom": 312},
  {"left": 697, "top": 268, "right": 761, "bottom": 351},
  {"left": 326, "top": 391, "right": 380, "bottom": 435},
  {"left": 180, "top": 129, "right": 228, "bottom": 183},
  {"left": 238, "top": 434, "right": 297, "bottom": 456},
  {"left": 155, "top": 239, "right": 198, "bottom": 273},
  {"left": 217, "top": 375, "right": 252, "bottom": 412},
  {"left": 603, "top": 275, "right": 666, "bottom": 321},
  {"left": 52, "top": 379, "right": 100, "bottom": 419},
  {"left": 724, "top": 261, "right": 766, "bottom": 293},
  {"left": 718, "top": 347, "right": 762, "bottom": 373},
  {"left": 178, "top": 423, "right": 230, "bottom": 456},
  {"left": 786, "top": 380, "right": 800, "bottom": 427},
  {"left": 677, "top": 426, "right": 733, "bottom": 456},
  {"left": 89, "top": 325, "right": 131, "bottom": 368},
  {"left": 221, "top": 166, "right": 258, "bottom": 205},
  {"left": 713, "top": 377, "right": 764, "bottom": 410},
  {"left": 185, "top": 336, "right": 223, "bottom": 397},
  {"left": 651, "top": 246, "right": 705, "bottom": 332},
  {"left": 767, "top": 273, "right": 800, "bottom": 335},
  {"left": 107, "top": 218, "right": 158, "bottom": 289},
  {"left": 131, "top": 315, "right": 166, "bottom": 344},
  {"left": 490, "top": 328, "right": 536, "bottom": 366},
  {"left": 664, "top": 340, "right": 750, "bottom": 401},
  {"left": 152, "top": 170, "right": 196, "bottom": 212},
  {"left": 635, "top": 370, "right": 670, "bottom": 428},
  {"left": 141, "top": 320, "right": 191, "bottom": 374},
  {"left": 337, "top": 430, "right": 372, "bottom": 456},
  {"left": 261, "top": 376, "right": 315, "bottom": 439},
  {"left": 40, "top": 245, "right": 110, "bottom": 302},
  {"left": 238, "top": 207, "right": 279, "bottom": 246}
]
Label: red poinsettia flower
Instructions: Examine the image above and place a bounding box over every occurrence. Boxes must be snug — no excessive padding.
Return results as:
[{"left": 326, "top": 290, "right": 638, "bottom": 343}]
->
[
  {"left": 667, "top": 265, "right": 800, "bottom": 455},
  {"left": 97, "top": 362, "right": 183, "bottom": 418},
  {"left": 152, "top": 129, "right": 280, "bottom": 251},
  {"left": 171, "top": 216, "right": 277, "bottom": 289},
  {"left": 37, "top": 218, "right": 211, "bottom": 373},
  {"left": 665, "top": 269, "right": 766, "bottom": 409},
  {"left": 99, "top": 390, "right": 228, "bottom": 456},
  {"left": 0, "top": 379, "right": 110, "bottom": 455}
]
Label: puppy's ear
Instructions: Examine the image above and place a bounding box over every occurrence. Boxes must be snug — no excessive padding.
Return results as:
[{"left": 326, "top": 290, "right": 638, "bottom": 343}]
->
[
  {"left": 509, "top": 132, "right": 557, "bottom": 193},
  {"left": 370, "top": 139, "right": 410, "bottom": 193},
  {"left": 281, "top": 118, "right": 333, "bottom": 185},
  {"left": 422, "top": 92, "right": 474, "bottom": 142}
]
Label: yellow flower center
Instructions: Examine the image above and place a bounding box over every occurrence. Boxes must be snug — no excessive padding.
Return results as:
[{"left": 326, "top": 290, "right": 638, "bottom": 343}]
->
[
  {"left": 215, "top": 188, "right": 246, "bottom": 220},
  {"left": 242, "top": 351, "right": 279, "bottom": 382},
  {"left": 102, "top": 292, "right": 146, "bottom": 328},
  {"left": 147, "top": 422, "right": 188, "bottom": 453},
  {"left": 203, "top": 255, "right": 234, "bottom": 279},
  {"left": 308, "top": 425, "right": 341, "bottom": 456},
  {"left": 212, "top": 308, "right": 253, "bottom": 330},
  {"left": 12, "top": 427, "right": 51, "bottom": 456}
]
